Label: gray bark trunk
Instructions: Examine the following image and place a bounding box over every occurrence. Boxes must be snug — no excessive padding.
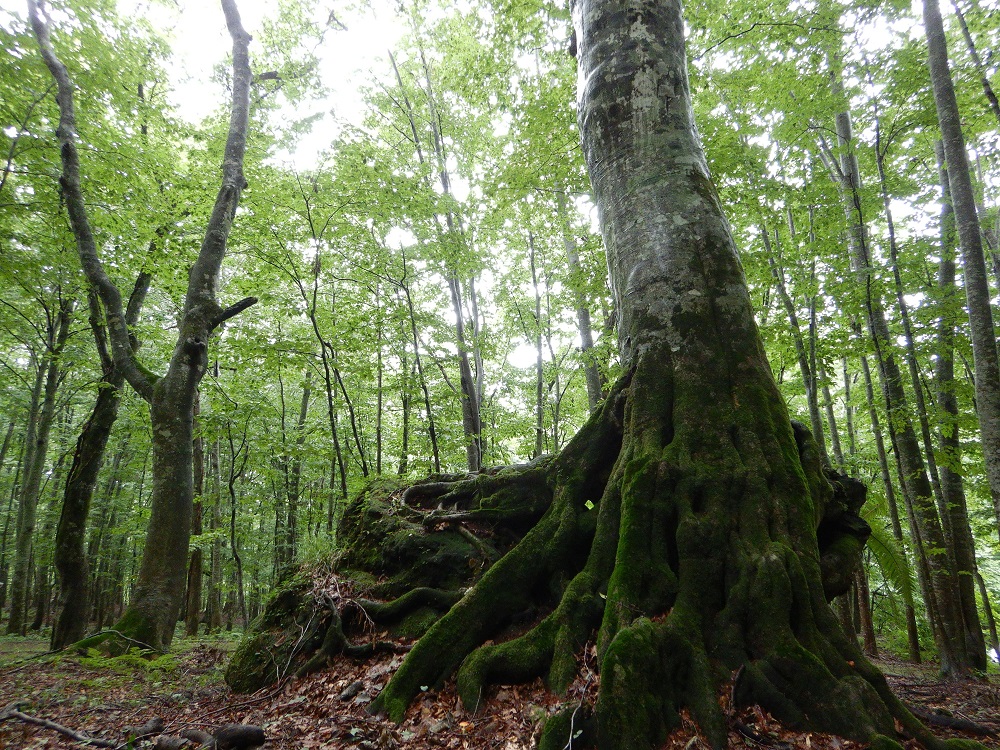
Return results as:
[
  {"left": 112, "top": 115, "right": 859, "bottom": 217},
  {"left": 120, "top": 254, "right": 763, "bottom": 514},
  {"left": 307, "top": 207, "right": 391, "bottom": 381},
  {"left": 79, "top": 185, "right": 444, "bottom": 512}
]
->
[
  {"left": 934, "top": 140, "right": 987, "bottom": 669},
  {"left": 8, "top": 298, "right": 72, "bottom": 635},
  {"left": 823, "top": 61, "right": 971, "bottom": 674},
  {"left": 30, "top": 0, "right": 256, "bottom": 650},
  {"left": 557, "top": 190, "right": 605, "bottom": 411},
  {"left": 762, "top": 227, "right": 827, "bottom": 461},
  {"left": 923, "top": 0, "right": 1000, "bottom": 545},
  {"left": 859, "top": 349, "right": 922, "bottom": 662}
]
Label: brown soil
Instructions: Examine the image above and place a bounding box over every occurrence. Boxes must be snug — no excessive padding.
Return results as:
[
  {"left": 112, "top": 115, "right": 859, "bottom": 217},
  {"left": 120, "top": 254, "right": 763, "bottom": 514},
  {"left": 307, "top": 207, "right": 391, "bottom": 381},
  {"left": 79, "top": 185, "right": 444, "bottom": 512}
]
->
[{"left": 0, "top": 634, "right": 997, "bottom": 749}]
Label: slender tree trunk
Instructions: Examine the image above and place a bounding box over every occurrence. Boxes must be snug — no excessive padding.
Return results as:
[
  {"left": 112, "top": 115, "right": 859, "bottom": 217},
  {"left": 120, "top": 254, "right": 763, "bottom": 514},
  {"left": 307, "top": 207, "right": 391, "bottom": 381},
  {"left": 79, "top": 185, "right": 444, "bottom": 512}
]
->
[
  {"left": 398, "top": 353, "right": 411, "bottom": 476},
  {"left": 762, "top": 227, "right": 827, "bottom": 460},
  {"left": 185, "top": 393, "right": 205, "bottom": 637},
  {"left": 0, "top": 424, "right": 17, "bottom": 612},
  {"left": 874, "top": 114, "right": 945, "bottom": 510},
  {"left": 389, "top": 49, "right": 482, "bottom": 472},
  {"left": 855, "top": 567, "right": 878, "bottom": 657},
  {"left": 842, "top": 358, "right": 856, "bottom": 463},
  {"left": 8, "top": 298, "right": 72, "bottom": 635},
  {"left": 376, "top": 285, "right": 384, "bottom": 475},
  {"left": 53, "top": 278, "right": 149, "bottom": 649},
  {"left": 557, "top": 190, "right": 605, "bottom": 411},
  {"left": 934, "top": 140, "right": 987, "bottom": 669},
  {"left": 530, "top": 234, "right": 546, "bottom": 458},
  {"left": 469, "top": 276, "right": 487, "bottom": 459},
  {"left": 976, "top": 570, "right": 1000, "bottom": 656},
  {"left": 823, "top": 64, "right": 970, "bottom": 674},
  {"left": 859, "top": 350, "right": 922, "bottom": 662},
  {"left": 207, "top": 437, "right": 223, "bottom": 633},
  {"left": 31, "top": 497, "right": 58, "bottom": 631},
  {"left": 400, "top": 279, "right": 440, "bottom": 472},
  {"left": 226, "top": 425, "right": 248, "bottom": 628},
  {"left": 448, "top": 275, "right": 483, "bottom": 471},
  {"left": 923, "top": 0, "right": 1000, "bottom": 546},
  {"left": 285, "top": 372, "right": 310, "bottom": 567},
  {"left": 971, "top": 152, "right": 1000, "bottom": 289},
  {"left": 950, "top": 0, "right": 1000, "bottom": 125},
  {"left": 817, "top": 357, "right": 845, "bottom": 469}
]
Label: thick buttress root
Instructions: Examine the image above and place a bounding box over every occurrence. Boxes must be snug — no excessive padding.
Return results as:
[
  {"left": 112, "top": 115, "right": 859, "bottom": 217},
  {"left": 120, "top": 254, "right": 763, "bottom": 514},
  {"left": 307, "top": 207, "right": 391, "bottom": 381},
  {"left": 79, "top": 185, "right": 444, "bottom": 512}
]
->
[{"left": 367, "top": 355, "right": 977, "bottom": 750}]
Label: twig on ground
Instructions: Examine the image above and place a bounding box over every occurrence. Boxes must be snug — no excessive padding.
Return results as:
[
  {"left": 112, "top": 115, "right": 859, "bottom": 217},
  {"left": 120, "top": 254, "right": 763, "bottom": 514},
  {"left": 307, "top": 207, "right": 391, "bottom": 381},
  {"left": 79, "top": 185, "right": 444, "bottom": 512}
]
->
[{"left": 0, "top": 702, "right": 118, "bottom": 748}]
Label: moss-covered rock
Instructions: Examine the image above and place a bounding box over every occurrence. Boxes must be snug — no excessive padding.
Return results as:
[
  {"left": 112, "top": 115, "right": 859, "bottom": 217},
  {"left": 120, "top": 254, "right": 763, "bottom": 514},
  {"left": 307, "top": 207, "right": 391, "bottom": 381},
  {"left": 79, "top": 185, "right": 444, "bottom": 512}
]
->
[{"left": 226, "top": 473, "right": 546, "bottom": 694}]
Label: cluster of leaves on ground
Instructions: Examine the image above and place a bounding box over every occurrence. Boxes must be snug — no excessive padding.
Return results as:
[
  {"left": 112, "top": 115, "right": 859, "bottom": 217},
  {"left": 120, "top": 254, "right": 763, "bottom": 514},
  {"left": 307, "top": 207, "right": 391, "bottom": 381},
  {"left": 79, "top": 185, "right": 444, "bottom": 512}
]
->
[{"left": 1, "top": 630, "right": 998, "bottom": 749}]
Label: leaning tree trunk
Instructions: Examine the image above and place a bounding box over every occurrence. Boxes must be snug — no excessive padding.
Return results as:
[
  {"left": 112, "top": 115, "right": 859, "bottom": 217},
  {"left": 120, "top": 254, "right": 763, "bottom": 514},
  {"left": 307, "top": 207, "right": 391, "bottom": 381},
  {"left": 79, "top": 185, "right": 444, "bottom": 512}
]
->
[
  {"left": 823, "top": 60, "right": 971, "bottom": 676},
  {"left": 31, "top": 0, "right": 257, "bottom": 651},
  {"left": 52, "top": 278, "right": 149, "bottom": 650},
  {"left": 858, "top": 349, "right": 922, "bottom": 662},
  {"left": 365, "top": 2, "right": 954, "bottom": 748}
]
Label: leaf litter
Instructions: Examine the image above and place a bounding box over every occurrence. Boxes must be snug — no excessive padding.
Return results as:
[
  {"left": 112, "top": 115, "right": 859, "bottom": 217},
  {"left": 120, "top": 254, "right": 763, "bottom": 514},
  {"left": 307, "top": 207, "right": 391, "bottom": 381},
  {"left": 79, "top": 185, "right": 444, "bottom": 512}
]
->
[{"left": 0, "top": 635, "right": 997, "bottom": 749}]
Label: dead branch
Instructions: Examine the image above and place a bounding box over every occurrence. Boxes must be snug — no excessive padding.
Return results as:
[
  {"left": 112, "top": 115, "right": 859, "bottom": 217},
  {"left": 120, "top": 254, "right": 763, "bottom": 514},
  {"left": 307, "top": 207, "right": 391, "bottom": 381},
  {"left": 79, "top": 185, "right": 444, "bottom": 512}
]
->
[{"left": 0, "top": 703, "right": 118, "bottom": 748}]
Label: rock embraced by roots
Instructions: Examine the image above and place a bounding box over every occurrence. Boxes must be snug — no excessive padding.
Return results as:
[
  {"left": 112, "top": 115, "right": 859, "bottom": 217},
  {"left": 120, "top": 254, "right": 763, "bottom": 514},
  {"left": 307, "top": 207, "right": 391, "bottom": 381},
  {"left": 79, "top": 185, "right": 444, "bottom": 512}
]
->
[{"left": 227, "top": 360, "right": 983, "bottom": 750}]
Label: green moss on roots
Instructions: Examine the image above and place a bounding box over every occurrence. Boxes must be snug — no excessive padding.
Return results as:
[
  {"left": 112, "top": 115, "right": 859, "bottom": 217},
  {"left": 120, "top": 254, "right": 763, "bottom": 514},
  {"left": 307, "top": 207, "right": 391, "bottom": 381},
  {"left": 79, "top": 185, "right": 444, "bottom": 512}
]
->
[{"left": 362, "top": 348, "right": 977, "bottom": 750}]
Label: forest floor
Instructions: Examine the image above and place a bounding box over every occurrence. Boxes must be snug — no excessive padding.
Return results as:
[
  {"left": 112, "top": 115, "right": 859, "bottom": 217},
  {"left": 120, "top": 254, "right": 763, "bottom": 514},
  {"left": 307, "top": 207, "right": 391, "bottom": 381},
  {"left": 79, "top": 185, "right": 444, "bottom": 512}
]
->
[{"left": 0, "top": 631, "right": 998, "bottom": 749}]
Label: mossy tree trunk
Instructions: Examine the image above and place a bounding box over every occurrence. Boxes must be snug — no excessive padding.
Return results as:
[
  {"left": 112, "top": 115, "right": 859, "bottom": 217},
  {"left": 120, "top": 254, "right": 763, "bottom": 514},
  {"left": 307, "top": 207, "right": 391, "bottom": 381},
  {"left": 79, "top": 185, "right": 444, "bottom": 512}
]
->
[
  {"left": 8, "top": 296, "right": 72, "bottom": 636},
  {"left": 52, "top": 278, "right": 149, "bottom": 650},
  {"left": 30, "top": 0, "right": 257, "bottom": 651},
  {"left": 365, "top": 2, "right": 963, "bottom": 749}
]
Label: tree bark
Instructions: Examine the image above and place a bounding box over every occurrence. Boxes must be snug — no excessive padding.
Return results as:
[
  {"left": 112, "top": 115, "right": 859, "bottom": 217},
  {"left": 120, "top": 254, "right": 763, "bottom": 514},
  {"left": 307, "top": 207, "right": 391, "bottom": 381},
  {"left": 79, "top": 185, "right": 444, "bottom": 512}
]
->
[
  {"left": 822, "top": 60, "right": 971, "bottom": 676},
  {"left": 8, "top": 297, "right": 72, "bottom": 635},
  {"left": 367, "top": 3, "right": 947, "bottom": 747},
  {"left": 923, "top": 0, "right": 1000, "bottom": 546},
  {"left": 873, "top": 113, "right": 945, "bottom": 511},
  {"left": 934, "top": 140, "right": 987, "bottom": 669},
  {"left": 859, "top": 349, "right": 922, "bottom": 662},
  {"left": 762, "top": 227, "right": 827, "bottom": 462},
  {"left": 557, "top": 190, "right": 605, "bottom": 412},
  {"left": 30, "top": 0, "right": 256, "bottom": 650},
  {"left": 52, "top": 277, "right": 150, "bottom": 649},
  {"left": 184, "top": 393, "right": 205, "bottom": 637}
]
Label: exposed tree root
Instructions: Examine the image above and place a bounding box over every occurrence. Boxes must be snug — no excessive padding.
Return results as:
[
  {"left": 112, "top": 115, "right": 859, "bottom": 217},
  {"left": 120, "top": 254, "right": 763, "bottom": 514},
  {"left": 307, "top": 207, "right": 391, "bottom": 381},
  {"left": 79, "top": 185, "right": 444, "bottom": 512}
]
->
[
  {"left": 357, "top": 356, "right": 985, "bottom": 750},
  {"left": 228, "top": 354, "right": 986, "bottom": 750}
]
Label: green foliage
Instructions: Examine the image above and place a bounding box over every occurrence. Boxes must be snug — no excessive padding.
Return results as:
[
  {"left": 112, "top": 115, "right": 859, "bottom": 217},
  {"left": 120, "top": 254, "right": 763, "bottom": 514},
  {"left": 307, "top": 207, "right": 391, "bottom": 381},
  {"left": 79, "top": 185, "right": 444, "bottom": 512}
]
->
[{"left": 1, "top": 0, "right": 999, "bottom": 668}]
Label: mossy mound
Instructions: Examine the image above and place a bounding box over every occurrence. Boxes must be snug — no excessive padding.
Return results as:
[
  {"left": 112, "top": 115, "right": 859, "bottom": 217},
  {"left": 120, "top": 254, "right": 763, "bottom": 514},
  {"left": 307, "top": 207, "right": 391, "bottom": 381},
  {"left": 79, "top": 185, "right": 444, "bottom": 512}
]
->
[{"left": 225, "top": 471, "right": 548, "bottom": 693}]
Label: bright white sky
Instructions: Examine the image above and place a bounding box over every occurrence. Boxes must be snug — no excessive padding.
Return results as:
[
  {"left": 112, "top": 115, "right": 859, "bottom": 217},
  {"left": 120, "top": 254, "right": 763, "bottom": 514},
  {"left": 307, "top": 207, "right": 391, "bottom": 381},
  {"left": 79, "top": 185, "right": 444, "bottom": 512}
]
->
[
  {"left": 1, "top": 0, "right": 406, "bottom": 167},
  {"left": 145, "top": 0, "right": 406, "bottom": 166}
]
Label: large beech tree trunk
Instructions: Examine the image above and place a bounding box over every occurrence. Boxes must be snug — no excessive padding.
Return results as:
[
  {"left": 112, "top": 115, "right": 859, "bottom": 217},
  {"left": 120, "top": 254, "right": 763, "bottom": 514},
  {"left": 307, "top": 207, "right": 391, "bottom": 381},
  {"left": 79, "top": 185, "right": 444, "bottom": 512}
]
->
[
  {"left": 361, "top": 2, "right": 953, "bottom": 748},
  {"left": 31, "top": 0, "right": 257, "bottom": 651}
]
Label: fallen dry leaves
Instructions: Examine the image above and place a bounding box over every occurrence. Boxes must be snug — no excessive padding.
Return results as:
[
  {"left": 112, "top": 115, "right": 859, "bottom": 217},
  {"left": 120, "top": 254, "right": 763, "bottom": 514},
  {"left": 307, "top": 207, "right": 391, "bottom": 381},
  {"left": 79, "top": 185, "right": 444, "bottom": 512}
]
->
[{"left": 0, "top": 635, "right": 997, "bottom": 749}]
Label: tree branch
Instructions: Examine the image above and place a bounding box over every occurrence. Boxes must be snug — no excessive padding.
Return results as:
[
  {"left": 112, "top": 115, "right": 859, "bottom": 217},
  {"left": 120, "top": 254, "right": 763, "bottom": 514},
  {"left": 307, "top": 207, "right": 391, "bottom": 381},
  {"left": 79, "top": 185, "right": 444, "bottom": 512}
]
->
[
  {"left": 211, "top": 296, "right": 258, "bottom": 330},
  {"left": 183, "top": 0, "right": 252, "bottom": 319},
  {"left": 27, "top": 0, "right": 155, "bottom": 402},
  {"left": 0, "top": 703, "right": 118, "bottom": 748}
]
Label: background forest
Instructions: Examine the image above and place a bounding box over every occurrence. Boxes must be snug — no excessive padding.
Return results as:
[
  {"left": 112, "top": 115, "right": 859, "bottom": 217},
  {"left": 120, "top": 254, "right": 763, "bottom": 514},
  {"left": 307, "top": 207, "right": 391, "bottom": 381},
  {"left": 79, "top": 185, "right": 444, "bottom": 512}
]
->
[{"left": 0, "top": 0, "right": 999, "bottom": 672}]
